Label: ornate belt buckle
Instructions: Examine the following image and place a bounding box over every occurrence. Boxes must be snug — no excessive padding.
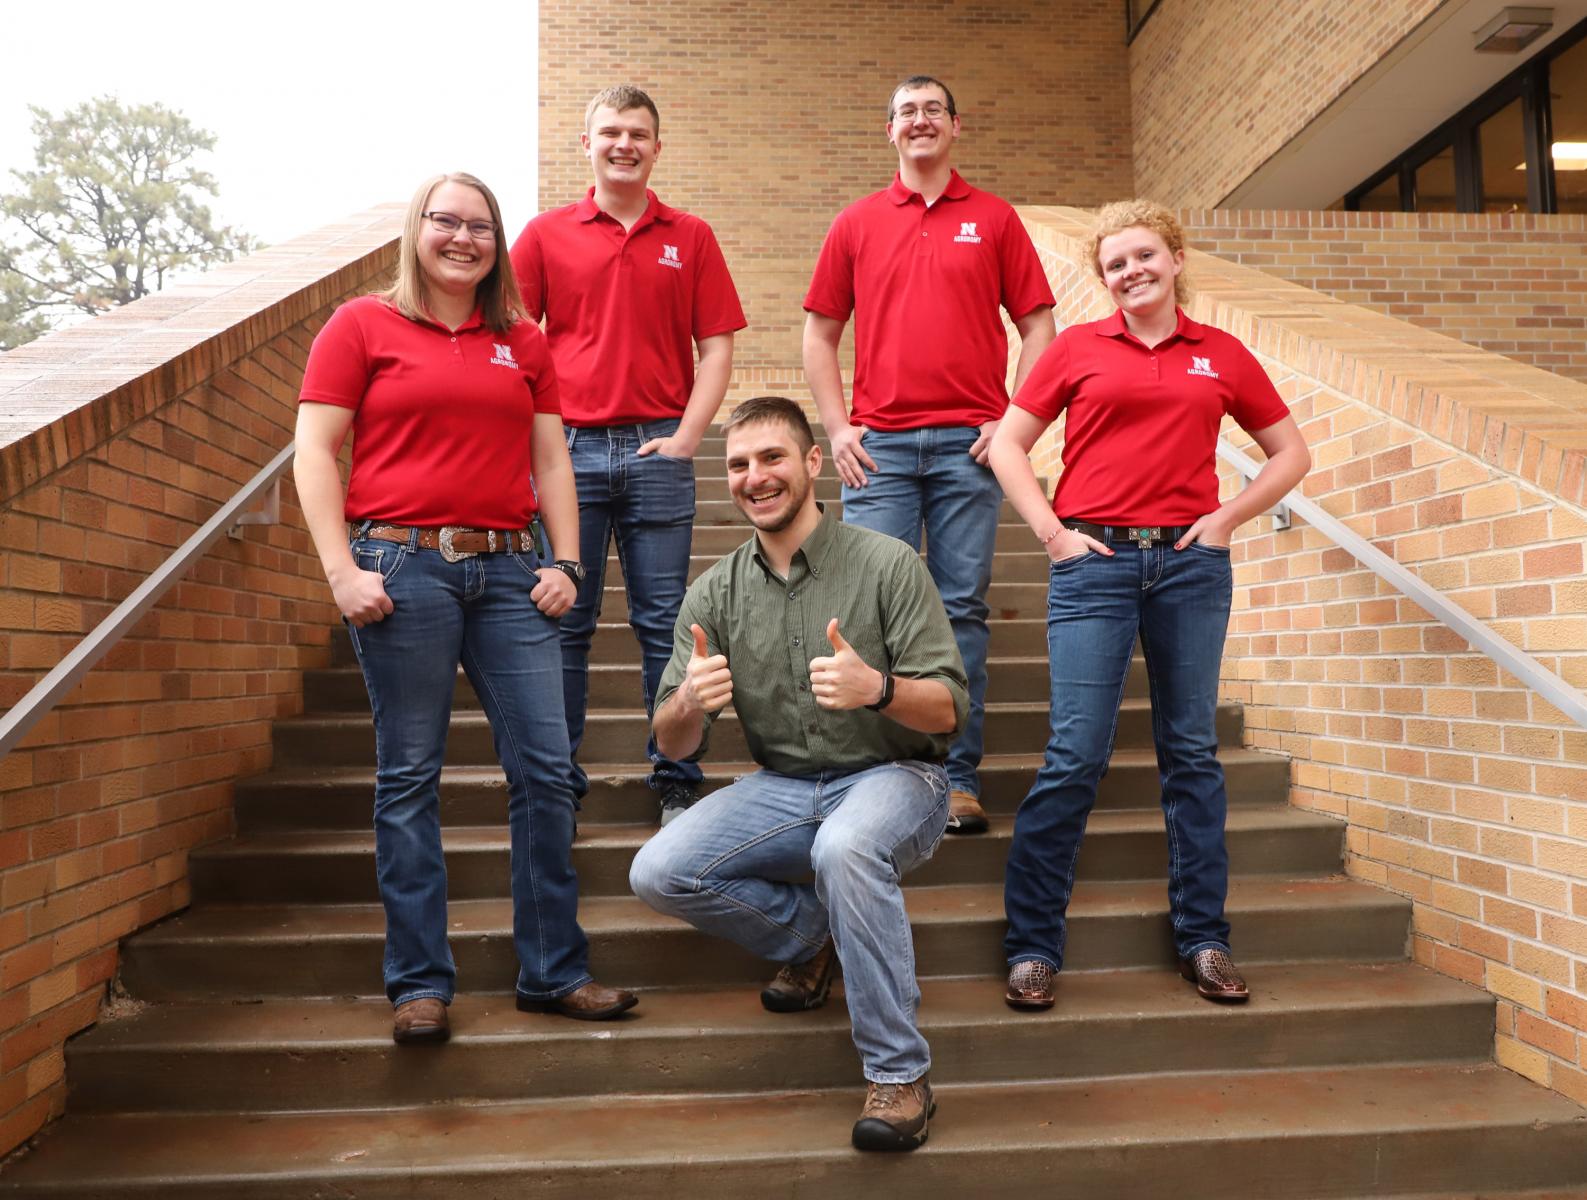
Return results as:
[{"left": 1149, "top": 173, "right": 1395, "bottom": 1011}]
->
[
  {"left": 438, "top": 526, "right": 477, "bottom": 563},
  {"left": 1131, "top": 526, "right": 1160, "bottom": 550}
]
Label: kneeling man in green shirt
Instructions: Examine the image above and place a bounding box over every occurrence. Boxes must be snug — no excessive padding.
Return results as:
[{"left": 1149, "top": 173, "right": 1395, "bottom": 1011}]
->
[{"left": 629, "top": 395, "right": 968, "bottom": 1152}]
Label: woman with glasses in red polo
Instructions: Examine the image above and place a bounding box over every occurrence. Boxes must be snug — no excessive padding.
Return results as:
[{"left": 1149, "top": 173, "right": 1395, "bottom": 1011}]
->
[
  {"left": 989, "top": 199, "right": 1311, "bottom": 1011},
  {"left": 294, "top": 172, "right": 637, "bottom": 1045}
]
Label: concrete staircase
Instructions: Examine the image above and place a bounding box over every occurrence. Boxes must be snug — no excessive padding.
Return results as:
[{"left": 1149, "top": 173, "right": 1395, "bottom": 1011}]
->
[{"left": 3, "top": 436, "right": 1585, "bottom": 1197}]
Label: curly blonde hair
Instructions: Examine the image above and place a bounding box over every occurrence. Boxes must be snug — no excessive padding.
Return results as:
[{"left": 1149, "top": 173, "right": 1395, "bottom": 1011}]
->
[{"left": 1084, "top": 199, "right": 1190, "bottom": 307}]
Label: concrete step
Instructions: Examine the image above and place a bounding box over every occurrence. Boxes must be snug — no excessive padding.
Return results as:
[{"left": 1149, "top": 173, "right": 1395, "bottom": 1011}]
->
[
  {"left": 269, "top": 700, "right": 1246, "bottom": 767},
  {"left": 65, "top": 962, "right": 1489, "bottom": 1114},
  {"left": 234, "top": 747, "right": 1294, "bottom": 831},
  {"left": 117, "top": 877, "right": 1409, "bottom": 1001},
  {"left": 192, "top": 806, "right": 1343, "bottom": 904},
  {"left": 301, "top": 654, "right": 1132, "bottom": 711},
  {"left": 10, "top": 1064, "right": 1584, "bottom": 1198}
]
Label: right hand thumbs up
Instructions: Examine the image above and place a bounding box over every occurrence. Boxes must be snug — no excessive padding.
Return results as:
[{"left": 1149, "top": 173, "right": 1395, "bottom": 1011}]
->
[{"left": 683, "top": 623, "right": 733, "bottom": 715}]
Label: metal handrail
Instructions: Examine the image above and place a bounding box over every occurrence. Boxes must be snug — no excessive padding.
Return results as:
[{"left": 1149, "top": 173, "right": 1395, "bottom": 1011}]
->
[
  {"left": 1218, "top": 438, "right": 1587, "bottom": 731},
  {"left": 0, "top": 444, "right": 295, "bottom": 759}
]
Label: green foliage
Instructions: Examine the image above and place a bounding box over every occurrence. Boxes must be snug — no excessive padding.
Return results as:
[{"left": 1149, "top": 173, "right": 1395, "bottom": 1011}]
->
[{"left": 0, "top": 96, "right": 257, "bottom": 350}]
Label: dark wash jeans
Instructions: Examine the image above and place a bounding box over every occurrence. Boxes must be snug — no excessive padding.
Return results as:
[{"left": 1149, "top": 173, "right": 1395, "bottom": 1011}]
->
[
  {"left": 560, "top": 419, "right": 701, "bottom": 797},
  {"left": 347, "top": 528, "right": 590, "bottom": 1007},
  {"left": 1003, "top": 538, "right": 1235, "bottom": 971}
]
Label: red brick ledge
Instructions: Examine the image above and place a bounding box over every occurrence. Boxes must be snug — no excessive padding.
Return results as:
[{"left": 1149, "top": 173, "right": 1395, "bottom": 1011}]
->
[
  {"left": 1018, "top": 205, "right": 1587, "bottom": 510},
  {"left": 0, "top": 206, "right": 405, "bottom": 505}
]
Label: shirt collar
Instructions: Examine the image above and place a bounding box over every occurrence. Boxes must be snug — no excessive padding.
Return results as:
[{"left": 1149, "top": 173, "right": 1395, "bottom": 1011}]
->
[
  {"left": 576, "top": 187, "right": 674, "bottom": 229},
  {"left": 752, "top": 503, "right": 837, "bottom": 579},
  {"left": 886, "top": 169, "right": 972, "bottom": 206},
  {"left": 402, "top": 302, "right": 485, "bottom": 334},
  {"left": 1096, "top": 306, "right": 1205, "bottom": 345}
]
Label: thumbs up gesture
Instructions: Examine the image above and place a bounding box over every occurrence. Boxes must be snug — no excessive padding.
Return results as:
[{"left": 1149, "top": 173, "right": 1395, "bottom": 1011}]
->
[
  {"left": 681, "top": 623, "right": 733, "bottom": 716},
  {"left": 808, "top": 618, "right": 885, "bottom": 711}
]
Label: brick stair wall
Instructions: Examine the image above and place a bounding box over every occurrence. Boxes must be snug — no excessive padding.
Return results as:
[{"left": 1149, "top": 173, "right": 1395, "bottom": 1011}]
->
[
  {"left": 0, "top": 211, "right": 401, "bottom": 1152},
  {"left": 1020, "top": 203, "right": 1587, "bottom": 1106}
]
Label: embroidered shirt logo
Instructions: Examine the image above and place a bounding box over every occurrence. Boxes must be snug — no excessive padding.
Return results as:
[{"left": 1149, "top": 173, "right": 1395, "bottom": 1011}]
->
[
  {"left": 490, "top": 343, "right": 519, "bottom": 369},
  {"left": 658, "top": 243, "right": 683, "bottom": 269},
  {"left": 1187, "top": 356, "right": 1219, "bottom": 379},
  {"left": 953, "top": 221, "right": 982, "bottom": 244}
]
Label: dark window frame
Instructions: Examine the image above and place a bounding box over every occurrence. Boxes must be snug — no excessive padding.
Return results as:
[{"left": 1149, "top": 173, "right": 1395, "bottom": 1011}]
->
[{"left": 1344, "top": 15, "right": 1587, "bottom": 213}]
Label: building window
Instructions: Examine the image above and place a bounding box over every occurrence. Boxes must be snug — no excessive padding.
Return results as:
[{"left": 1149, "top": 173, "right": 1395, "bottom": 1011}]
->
[{"left": 1345, "top": 16, "right": 1587, "bottom": 214}]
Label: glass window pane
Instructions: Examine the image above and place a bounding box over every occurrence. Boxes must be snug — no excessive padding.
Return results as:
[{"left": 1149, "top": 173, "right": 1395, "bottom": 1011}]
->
[
  {"left": 1480, "top": 97, "right": 1529, "bottom": 212},
  {"left": 1551, "top": 37, "right": 1587, "bottom": 214},
  {"left": 1414, "top": 146, "right": 1459, "bottom": 211},
  {"left": 1355, "top": 174, "right": 1402, "bottom": 211}
]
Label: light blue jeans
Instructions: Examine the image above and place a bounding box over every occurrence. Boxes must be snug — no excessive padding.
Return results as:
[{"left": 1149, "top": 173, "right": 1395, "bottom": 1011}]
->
[
  {"left": 840, "top": 426, "right": 1001, "bottom": 796},
  {"left": 628, "top": 760, "right": 949, "bottom": 1083}
]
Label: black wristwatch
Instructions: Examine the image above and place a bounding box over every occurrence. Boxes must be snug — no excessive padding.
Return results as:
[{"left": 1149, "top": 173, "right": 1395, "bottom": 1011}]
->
[
  {"left": 865, "top": 672, "right": 896, "bottom": 712},
  {"left": 552, "top": 559, "right": 586, "bottom": 584}
]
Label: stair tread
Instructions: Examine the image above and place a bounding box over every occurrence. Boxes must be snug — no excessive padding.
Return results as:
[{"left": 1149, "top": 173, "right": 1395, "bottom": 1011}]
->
[
  {"left": 75, "top": 961, "right": 1483, "bottom": 1053},
  {"left": 7, "top": 1064, "right": 1580, "bottom": 1192},
  {"left": 132, "top": 875, "right": 1401, "bottom": 944},
  {"left": 196, "top": 804, "right": 1341, "bottom": 858}
]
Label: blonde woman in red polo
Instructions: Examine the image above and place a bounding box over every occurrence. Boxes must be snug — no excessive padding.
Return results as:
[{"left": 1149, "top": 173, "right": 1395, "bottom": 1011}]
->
[{"left": 989, "top": 200, "right": 1311, "bottom": 1010}]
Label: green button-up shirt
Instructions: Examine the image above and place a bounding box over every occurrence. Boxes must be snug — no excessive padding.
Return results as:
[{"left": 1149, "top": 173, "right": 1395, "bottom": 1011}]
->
[{"left": 656, "top": 506, "right": 969, "bottom": 775}]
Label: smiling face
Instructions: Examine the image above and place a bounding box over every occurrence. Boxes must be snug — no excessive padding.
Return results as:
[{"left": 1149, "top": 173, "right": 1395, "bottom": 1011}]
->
[
  {"left": 582, "top": 104, "right": 660, "bottom": 192},
  {"left": 415, "top": 180, "right": 497, "bottom": 301},
  {"left": 886, "top": 82, "right": 959, "bottom": 172},
  {"left": 725, "top": 419, "right": 822, "bottom": 535},
  {"left": 1097, "top": 225, "right": 1184, "bottom": 322}
]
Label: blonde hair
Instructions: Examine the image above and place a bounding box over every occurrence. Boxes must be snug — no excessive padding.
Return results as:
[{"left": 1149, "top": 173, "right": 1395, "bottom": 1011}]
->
[
  {"left": 585, "top": 84, "right": 659, "bottom": 133},
  {"left": 378, "top": 172, "right": 526, "bottom": 335},
  {"left": 1084, "top": 198, "right": 1190, "bottom": 307}
]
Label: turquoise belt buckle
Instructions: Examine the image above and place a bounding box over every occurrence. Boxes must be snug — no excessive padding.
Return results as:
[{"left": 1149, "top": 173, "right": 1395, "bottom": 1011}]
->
[{"left": 1129, "top": 526, "right": 1160, "bottom": 549}]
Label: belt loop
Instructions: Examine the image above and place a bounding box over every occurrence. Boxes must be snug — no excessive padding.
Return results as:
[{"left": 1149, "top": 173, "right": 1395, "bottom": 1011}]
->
[
  {"left": 565, "top": 425, "right": 578, "bottom": 452},
  {"left": 350, "top": 519, "right": 373, "bottom": 543},
  {"left": 407, "top": 526, "right": 420, "bottom": 551}
]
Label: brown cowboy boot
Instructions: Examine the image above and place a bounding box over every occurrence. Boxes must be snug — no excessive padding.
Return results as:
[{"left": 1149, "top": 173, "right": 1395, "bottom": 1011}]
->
[{"left": 1179, "top": 947, "right": 1250, "bottom": 1003}]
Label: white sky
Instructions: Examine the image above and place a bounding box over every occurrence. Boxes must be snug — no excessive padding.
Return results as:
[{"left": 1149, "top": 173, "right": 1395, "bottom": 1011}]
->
[{"left": 0, "top": 0, "right": 540, "bottom": 247}]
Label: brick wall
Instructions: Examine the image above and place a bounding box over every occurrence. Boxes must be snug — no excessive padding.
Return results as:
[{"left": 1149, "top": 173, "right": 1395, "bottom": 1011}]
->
[
  {"left": 1020, "top": 204, "right": 1587, "bottom": 1107},
  {"left": 0, "top": 211, "right": 400, "bottom": 1154},
  {"left": 1178, "top": 210, "right": 1587, "bottom": 385},
  {"left": 1130, "top": 0, "right": 1445, "bottom": 206},
  {"left": 538, "top": 0, "right": 1134, "bottom": 376}
]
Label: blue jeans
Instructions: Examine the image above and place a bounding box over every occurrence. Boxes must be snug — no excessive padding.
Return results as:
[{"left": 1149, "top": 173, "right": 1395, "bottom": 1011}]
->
[
  {"left": 840, "top": 426, "right": 1000, "bottom": 796},
  {"left": 346, "top": 529, "right": 591, "bottom": 1007},
  {"left": 561, "top": 420, "right": 701, "bottom": 797},
  {"left": 1003, "top": 539, "right": 1235, "bottom": 970},
  {"left": 629, "top": 760, "right": 949, "bottom": 1083}
]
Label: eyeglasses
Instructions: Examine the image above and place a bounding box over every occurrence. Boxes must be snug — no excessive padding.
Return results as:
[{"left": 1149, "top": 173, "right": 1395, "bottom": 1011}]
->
[
  {"left": 892, "top": 102, "right": 949, "bottom": 122},
  {"left": 423, "top": 211, "right": 498, "bottom": 241}
]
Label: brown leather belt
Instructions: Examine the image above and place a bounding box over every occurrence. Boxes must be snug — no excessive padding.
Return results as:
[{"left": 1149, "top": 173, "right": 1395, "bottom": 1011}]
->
[{"left": 357, "top": 523, "right": 534, "bottom": 563}]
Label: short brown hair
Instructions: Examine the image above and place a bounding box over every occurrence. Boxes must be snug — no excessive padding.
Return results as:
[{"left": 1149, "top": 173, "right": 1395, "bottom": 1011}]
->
[
  {"left": 888, "top": 75, "right": 957, "bottom": 120},
  {"left": 1085, "top": 198, "right": 1191, "bottom": 307},
  {"left": 585, "top": 84, "right": 660, "bottom": 134},
  {"left": 721, "top": 396, "right": 815, "bottom": 454},
  {"left": 377, "top": 172, "right": 525, "bottom": 335}
]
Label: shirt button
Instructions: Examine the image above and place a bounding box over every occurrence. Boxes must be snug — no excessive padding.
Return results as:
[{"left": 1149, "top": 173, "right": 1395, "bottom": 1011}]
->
[
  {"left": 788, "top": 591, "right": 797, "bottom": 600},
  {"left": 807, "top": 723, "right": 818, "bottom": 733},
  {"left": 798, "top": 681, "right": 808, "bottom": 691},
  {"left": 792, "top": 636, "right": 802, "bottom": 647},
  {"left": 451, "top": 337, "right": 457, "bottom": 343}
]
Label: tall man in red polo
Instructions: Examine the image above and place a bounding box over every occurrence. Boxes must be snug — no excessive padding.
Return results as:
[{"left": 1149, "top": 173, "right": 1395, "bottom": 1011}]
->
[
  {"left": 803, "top": 75, "right": 1056, "bottom": 833},
  {"left": 512, "top": 84, "right": 746, "bottom": 825}
]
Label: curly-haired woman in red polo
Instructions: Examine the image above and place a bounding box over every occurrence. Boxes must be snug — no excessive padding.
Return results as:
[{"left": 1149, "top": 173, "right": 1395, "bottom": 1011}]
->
[
  {"left": 990, "top": 199, "right": 1311, "bottom": 1010},
  {"left": 294, "top": 172, "right": 636, "bottom": 1044}
]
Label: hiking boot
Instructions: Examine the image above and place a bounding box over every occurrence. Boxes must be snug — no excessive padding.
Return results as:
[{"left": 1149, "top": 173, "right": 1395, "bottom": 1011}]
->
[
  {"left": 852, "top": 1074, "right": 934, "bottom": 1152},
  {"left": 759, "top": 936, "right": 837, "bottom": 1013},
  {"left": 658, "top": 782, "right": 699, "bottom": 827}
]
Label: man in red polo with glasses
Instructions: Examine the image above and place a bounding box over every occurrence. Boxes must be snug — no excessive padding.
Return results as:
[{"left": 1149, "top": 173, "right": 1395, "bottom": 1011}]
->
[
  {"left": 803, "top": 75, "right": 1056, "bottom": 835},
  {"left": 512, "top": 85, "right": 746, "bottom": 826}
]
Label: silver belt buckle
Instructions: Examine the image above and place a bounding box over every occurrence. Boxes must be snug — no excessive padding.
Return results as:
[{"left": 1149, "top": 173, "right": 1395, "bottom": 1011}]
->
[
  {"left": 1130, "top": 526, "right": 1160, "bottom": 550},
  {"left": 438, "top": 526, "right": 477, "bottom": 563}
]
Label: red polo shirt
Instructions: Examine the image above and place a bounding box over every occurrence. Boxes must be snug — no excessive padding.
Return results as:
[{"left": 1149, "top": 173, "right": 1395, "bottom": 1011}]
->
[
  {"left": 1012, "top": 309, "right": 1290, "bottom": 526},
  {"left": 803, "top": 171, "right": 1054, "bottom": 431},
  {"left": 298, "top": 296, "right": 561, "bottom": 528},
  {"left": 510, "top": 190, "right": 746, "bottom": 427}
]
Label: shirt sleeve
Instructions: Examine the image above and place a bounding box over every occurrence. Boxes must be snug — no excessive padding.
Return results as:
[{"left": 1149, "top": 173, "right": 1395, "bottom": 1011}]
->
[
  {"left": 1224, "top": 338, "right": 1289, "bottom": 433},
  {"left": 654, "top": 577, "right": 724, "bottom": 759},
  {"left": 691, "top": 223, "right": 747, "bottom": 341},
  {"left": 298, "top": 300, "right": 372, "bottom": 409},
  {"left": 996, "top": 208, "right": 1056, "bottom": 321},
  {"left": 880, "top": 548, "right": 970, "bottom": 737},
  {"left": 514, "top": 323, "right": 562, "bottom": 415},
  {"left": 1009, "top": 332, "right": 1075, "bottom": 423},
  {"left": 802, "top": 210, "right": 856, "bottom": 321},
  {"left": 508, "top": 220, "right": 546, "bottom": 323}
]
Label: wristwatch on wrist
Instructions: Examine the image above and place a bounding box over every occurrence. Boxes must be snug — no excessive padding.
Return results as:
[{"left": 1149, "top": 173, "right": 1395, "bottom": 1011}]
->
[
  {"left": 865, "top": 672, "right": 896, "bottom": 712},
  {"left": 552, "top": 559, "right": 586, "bottom": 584}
]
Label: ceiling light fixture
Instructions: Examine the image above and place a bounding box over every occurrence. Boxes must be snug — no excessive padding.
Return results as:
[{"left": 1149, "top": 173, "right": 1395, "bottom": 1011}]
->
[{"left": 1473, "top": 6, "right": 1553, "bottom": 52}]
